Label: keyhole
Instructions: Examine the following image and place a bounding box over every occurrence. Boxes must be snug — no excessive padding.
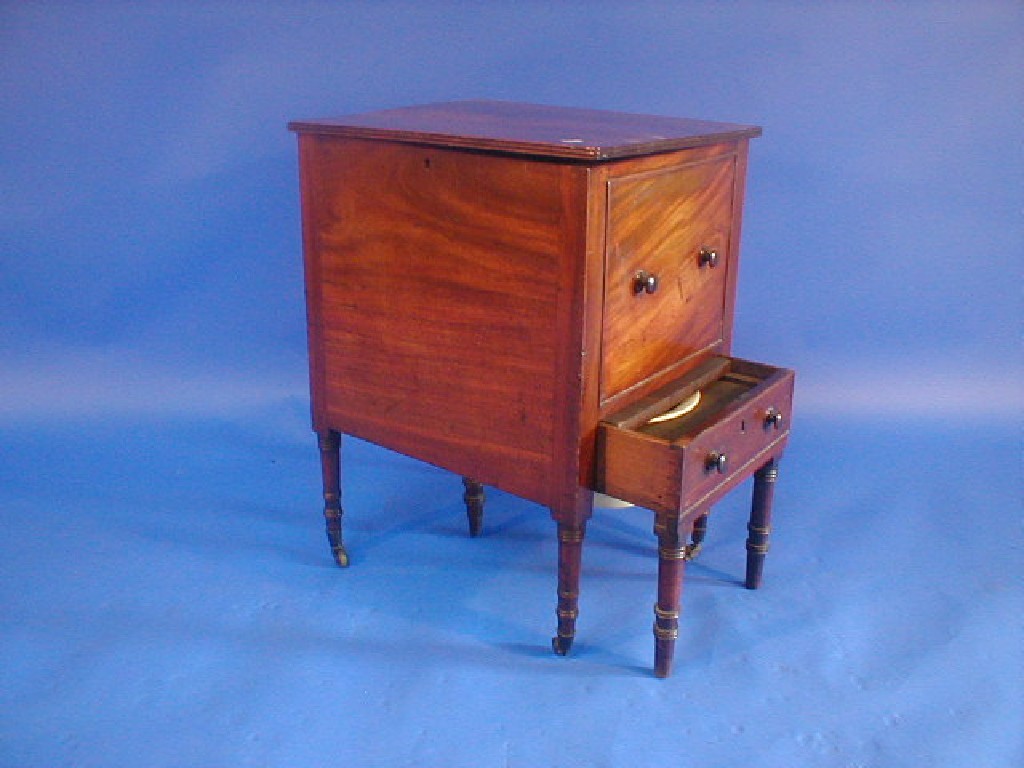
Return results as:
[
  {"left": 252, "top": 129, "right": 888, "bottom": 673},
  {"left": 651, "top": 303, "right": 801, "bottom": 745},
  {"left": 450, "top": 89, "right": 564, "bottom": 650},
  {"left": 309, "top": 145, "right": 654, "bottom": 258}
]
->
[{"left": 740, "top": 420, "right": 747, "bottom": 433}]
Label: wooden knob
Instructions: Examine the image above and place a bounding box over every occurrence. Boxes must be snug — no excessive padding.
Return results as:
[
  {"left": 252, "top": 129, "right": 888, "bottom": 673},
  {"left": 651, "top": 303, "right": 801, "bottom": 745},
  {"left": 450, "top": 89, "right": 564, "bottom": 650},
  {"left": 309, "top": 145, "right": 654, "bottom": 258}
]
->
[
  {"left": 705, "top": 451, "right": 728, "bottom": 474},
  {"left": 699, "top": 247, "right": 720, "bottom": 268},
  {"left": 764, "top": 407, "right": 784, "bottom": 430},
  {"left": 632, "top": 270, "right": 659, "bottom": 294}
]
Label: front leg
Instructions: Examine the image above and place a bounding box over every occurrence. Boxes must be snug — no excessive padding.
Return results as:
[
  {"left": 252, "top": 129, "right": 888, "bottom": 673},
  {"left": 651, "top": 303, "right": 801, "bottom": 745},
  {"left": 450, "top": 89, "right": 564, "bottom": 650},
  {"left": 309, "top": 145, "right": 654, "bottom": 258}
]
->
[
  {"left": 745, "top": 458, "right": 779, "bottom": 589},
  {"left": 653, "top": 514, "right": 690, "bottom": 678},
  {"left": 551, "top": 522, "right": 586, "bottom": 655},
  {"left": 317, "top": 430, "right": 349, "bottom": 567}
]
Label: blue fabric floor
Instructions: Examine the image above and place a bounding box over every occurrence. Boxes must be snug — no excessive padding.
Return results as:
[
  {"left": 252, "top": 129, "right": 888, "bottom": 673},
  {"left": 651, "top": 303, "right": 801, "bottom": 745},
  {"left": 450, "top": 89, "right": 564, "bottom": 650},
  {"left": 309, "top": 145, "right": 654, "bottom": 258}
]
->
[{"left": 1, "top": 404, "right": 1020, "bottom": 767}]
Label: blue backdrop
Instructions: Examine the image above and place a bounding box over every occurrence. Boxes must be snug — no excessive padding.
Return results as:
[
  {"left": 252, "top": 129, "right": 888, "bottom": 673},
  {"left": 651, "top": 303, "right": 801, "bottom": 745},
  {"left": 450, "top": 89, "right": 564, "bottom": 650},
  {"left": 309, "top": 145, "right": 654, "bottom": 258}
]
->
[
  {"left": 3, "top": 0, "right": 1020, "bottom": 421},
  {"left": 2, "top": 2, "right": 1021, "bottom": 767}
]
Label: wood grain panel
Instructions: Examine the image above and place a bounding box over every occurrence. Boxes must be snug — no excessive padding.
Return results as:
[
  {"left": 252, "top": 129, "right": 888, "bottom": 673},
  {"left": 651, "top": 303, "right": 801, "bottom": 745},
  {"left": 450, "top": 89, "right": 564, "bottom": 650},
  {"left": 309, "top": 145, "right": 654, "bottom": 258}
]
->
[
  {"left": 303, "top": 137, "right": 584, "bottom": 505},
  {"left": 297, "top": 134, "right": 329, "bottom": 432},
  {"left": 596, "top": 426, "right": 684, "bottom": 513},
  {"left": 601, "top": 152, "right": 737, "bottom": 402},
  {"left": 719, "top": 140, "right": 751, "bottom": 356}
]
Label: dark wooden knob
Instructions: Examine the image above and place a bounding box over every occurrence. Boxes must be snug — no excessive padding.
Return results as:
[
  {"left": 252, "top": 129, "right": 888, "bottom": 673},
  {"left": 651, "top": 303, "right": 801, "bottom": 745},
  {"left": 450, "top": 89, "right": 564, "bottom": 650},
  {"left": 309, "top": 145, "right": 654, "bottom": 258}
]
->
[
  {"left": 699, "top": 247, "right": 720, "bottom": 268},
  {"left": 705, "top": 451, "right": 728, "bottom": 474},
  {"left": 764, "top": 407, "right": 784, "bottom": 430},
  {"left": 633, "top": 270, "right": 659, "bottom": 294}
]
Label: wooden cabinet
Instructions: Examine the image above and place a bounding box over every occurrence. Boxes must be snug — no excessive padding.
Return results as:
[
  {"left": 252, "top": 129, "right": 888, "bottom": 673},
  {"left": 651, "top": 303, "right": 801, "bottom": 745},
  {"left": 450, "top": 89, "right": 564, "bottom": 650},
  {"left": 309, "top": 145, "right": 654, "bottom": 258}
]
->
[{"left": 289, "top": 101, "right": 793, "bottom": 677}]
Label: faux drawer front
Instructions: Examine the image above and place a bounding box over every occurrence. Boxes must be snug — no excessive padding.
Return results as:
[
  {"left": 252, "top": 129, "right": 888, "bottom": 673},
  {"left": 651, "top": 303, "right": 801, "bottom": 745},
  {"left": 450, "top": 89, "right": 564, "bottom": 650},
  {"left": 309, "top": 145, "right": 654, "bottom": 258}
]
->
[
  {"left": 600, "top": 153, "right": 736, "bottom": 403},
  {"left": 595, "top": 357, "right": 794, "bottom": 515}
]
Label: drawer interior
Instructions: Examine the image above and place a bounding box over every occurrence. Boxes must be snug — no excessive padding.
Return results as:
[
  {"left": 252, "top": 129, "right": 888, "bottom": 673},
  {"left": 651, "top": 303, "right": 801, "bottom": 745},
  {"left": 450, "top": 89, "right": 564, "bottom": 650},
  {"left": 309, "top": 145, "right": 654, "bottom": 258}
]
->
[
  {"left": 602, "top": 357, "right": 778, "bottom": 438},
  {"left": 636, "top": 370, "right": 761, "bottom": 442}
]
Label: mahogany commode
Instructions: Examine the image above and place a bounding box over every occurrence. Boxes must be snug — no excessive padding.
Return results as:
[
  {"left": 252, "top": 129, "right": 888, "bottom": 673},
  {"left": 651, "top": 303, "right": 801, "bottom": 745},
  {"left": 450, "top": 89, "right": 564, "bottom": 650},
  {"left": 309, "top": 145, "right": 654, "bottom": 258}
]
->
[{"left": 289, "top": 101, "right": 794, "bottom": 677}]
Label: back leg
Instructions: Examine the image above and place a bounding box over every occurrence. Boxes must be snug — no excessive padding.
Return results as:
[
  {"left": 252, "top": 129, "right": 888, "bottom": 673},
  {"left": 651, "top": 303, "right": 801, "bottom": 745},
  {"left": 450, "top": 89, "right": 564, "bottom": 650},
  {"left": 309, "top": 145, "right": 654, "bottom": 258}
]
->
[{"left": 462, "top": 477, "right": 484, "bottom": 537}]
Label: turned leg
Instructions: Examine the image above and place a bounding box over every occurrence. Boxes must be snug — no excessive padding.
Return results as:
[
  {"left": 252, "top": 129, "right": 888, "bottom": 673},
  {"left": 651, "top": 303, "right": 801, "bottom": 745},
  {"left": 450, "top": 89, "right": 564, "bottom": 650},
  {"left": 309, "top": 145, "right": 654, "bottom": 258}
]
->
[
  {"left": 745, "top": 458, "right": 779, "bottom": 589},
  {"left": 551, "top": 522, "right": 586, "bottom": 655},
  {"left": 686, "top": 511, "right": 709, "bottom": 560},
  {"left": 461, "top": 477, "right": 484, "bottom": 537},
  {"left": 653, "top": 515, "right": 689, "bottom": 678},
  {"left": 317, "top": 429, "right": 349, "bottom": 568}
]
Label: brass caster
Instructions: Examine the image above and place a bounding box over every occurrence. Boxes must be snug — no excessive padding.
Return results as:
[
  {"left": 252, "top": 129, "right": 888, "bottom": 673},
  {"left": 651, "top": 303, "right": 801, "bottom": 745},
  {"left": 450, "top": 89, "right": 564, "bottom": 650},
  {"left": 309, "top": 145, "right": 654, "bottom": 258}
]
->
[{"left": 331, "top": 544, "right": 350, "bottom": 568}]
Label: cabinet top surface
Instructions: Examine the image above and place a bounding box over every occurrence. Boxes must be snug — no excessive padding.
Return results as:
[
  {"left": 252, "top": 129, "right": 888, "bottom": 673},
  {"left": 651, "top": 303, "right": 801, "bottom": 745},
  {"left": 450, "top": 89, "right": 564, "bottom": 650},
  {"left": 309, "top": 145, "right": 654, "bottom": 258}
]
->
[{"left": 287, "top": 100, "right": 761, "bottom": 160}]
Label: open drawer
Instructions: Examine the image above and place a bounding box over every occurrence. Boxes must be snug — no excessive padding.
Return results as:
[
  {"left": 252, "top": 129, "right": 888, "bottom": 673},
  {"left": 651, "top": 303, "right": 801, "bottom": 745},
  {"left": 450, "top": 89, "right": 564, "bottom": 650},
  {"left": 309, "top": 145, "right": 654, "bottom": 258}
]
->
[{"left": 595, "top": 356, "right": 794, "bottom": 515}]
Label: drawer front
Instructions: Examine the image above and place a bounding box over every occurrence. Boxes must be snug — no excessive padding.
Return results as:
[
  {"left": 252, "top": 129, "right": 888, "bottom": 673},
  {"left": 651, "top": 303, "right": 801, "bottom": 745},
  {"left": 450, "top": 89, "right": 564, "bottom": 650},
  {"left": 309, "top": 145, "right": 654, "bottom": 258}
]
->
[
  {"left": 600, "top": 153, "right": 736, "bottom": 403},
  {"left": 680, "top": 370, "right": 793, "bottom": 511},
  {"left": 595, "top": 358, "right": 793, "bottom": 515}
]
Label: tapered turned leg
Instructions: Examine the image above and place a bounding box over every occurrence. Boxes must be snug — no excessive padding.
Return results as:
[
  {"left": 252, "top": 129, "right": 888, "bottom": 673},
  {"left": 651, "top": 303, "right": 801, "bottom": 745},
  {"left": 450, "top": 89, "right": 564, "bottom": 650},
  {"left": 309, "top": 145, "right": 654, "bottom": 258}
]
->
[
  {"left": 686, "top": 511, "right": 709, "bottom": 560},
  {"left": 551, "top": 522, "right": 586, "bottom": 655},
  {"left": 653, "top": 515, "right": 689, "bottom": 678},
  {"left": 745, "top": 458, "right": 779, "bottom": 589},
  {"left": 318, "top": 429, "right": 349, "bottom": 568},
  {"left": 461, "top": 477, "right": 484, "bottom": 537}
]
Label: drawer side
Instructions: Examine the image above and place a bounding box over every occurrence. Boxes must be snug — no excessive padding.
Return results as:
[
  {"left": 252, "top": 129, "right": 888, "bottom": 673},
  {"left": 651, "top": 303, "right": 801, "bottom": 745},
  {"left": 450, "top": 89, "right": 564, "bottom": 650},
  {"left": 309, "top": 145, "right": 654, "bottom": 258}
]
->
[{"left": 596, "top": 427, "right": 684, "bottom": 514}]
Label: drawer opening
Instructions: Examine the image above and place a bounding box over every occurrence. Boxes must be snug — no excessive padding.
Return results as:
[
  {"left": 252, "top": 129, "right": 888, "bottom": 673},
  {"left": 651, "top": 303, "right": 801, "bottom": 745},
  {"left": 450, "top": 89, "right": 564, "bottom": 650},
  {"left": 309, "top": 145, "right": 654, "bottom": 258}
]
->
[
  {"left": 602, "top": 357, "right": 775, "bottom": 438},
  {"left": 595, "top": 356, "right": 794, "bottom": 515},
  {"left": 639, "top": 375, "right": 758, "bottom": 442}
]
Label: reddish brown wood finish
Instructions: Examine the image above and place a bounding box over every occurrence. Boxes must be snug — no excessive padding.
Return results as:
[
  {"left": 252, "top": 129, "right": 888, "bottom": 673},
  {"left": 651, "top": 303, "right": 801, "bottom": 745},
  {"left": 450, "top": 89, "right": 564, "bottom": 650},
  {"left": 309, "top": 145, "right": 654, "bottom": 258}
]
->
[
  {"left": 289, "top": 100, "right": 760, "bottom": 161},
  {"left": 552, "top": 522, "right": 586, "bottom": 655},
  {"left": 596, "top": 357, "right": 794, "bottom": 516},
  {"left": 298, "top": 139, "right": 329, "bottom": 433},
  {"left": 720, "top": 141, "right": 751, "bottom": 354},
  {"left": 300, "top": 136, "right": 588, "bottom": 509},
  {"left": 290, "top": 101, "right": 788, "bottom": 678},
  {"left": 601, "top": 148, "right": 736, "bottom": 402},
  {"left": 294, "top": 114, "right": 754, "bottom": 529},
  {"left": 653, "top": 514, "right": 691, "bottom": 678},
  {"left": 317, "top": 429, "right": 348, "bottom": 567},
  {"left": 679, "top": 369, "right": 793, "bottom": 512},
  {"left": 746, "top": 459, "right": 779, "bottom": 590}
]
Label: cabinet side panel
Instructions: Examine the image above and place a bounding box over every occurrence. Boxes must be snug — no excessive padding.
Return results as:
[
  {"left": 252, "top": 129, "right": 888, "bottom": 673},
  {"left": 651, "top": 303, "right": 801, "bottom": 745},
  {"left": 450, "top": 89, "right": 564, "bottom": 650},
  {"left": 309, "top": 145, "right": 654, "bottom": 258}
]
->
[
  {"left": 297, "top": 134, "right": 329, "bottom": 431},
  {"left": 308, "top": 138, "right": 578, "bottom": 504}
]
